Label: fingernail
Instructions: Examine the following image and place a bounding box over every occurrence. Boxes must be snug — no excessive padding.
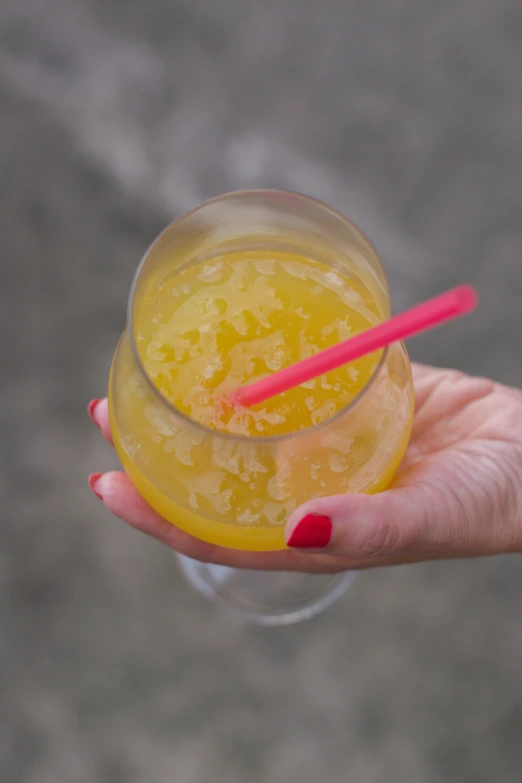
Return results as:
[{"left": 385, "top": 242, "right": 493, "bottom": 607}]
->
[
  {"left": 287, "top": 514, "right": 332, "bottom": 549},
  {"left": 88, "top": 473, "right": 103, "bottom": 500},
  {"left": 87, "top": 399, "right": 101, "bottom": 427}
]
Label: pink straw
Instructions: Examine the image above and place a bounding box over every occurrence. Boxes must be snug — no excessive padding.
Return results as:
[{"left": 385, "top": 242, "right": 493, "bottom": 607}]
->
[{"left": 229, "top": 284, "right": 478, "bottom": 408}]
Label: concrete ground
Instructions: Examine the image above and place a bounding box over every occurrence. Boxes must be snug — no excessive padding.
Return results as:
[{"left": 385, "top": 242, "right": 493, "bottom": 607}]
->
[{"left": 1, "top": 1, "right": 522, "bottom": 781}]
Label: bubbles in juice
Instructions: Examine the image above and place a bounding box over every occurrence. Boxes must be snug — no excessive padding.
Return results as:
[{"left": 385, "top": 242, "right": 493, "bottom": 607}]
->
[
  {"left": 111, "top": 249, "right": 413, "bottom": 549},
  {"left": 136, "top": 250, "right": 383, "bottom": 437}
]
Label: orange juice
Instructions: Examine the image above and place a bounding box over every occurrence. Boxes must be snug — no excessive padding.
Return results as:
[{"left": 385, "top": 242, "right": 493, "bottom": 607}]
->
[
  {"left": 137, "top": 250, "right": 385, "bottom": 434},
  {"left": 109, "top": 249, "right": 414, "bottom": 550}
]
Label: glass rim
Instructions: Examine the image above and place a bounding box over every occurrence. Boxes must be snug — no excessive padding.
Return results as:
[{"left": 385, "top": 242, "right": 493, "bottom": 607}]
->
[{"left": 126, "top": 188, "right": 391, "bottom": 444}]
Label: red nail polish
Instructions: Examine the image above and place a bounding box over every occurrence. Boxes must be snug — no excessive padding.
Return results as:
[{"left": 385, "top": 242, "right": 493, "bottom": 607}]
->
[
  {"left": 88, "top": 473, "right": 103, "bottom": 500},
  {"left": 287, "top": 514, "right": 332, "bottom": 549},
  {"left": 87, "top": 399, "right": 101, "bottom": 427}
]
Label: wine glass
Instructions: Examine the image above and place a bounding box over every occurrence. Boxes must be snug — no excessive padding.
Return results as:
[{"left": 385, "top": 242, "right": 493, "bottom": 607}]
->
[{"left": 108, "top": 190, "right": 414, "bottom": 625}]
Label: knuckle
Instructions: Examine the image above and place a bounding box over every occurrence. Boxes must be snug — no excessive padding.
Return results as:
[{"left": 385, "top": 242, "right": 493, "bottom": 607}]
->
[
  {"left": 359, "top": 514, "right": 404, "bottom": 558},
  {"left": 439, "top": 369, "right": 467, "bottom": 386}
]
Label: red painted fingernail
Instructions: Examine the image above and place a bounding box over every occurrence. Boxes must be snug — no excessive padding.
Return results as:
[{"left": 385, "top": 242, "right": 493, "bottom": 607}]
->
[
  {"left": 287, "top": 514, "right": 332, "bottom": 548},
  {"left": 88, "top": 473, "right": 103, "bottom": 500},
  {"left": 87, "top": 399, "right": 101, "bottom": 427}
]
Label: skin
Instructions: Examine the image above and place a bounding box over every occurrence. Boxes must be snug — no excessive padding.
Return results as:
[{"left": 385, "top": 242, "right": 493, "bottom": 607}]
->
[{"left": 89, "top": 364, "right": 522, "bottom": 573}]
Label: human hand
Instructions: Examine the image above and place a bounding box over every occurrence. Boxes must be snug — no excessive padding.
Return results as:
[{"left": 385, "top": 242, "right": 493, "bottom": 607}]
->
[{"left": 88, "top": 364, "right": 522, "bottom": 573}]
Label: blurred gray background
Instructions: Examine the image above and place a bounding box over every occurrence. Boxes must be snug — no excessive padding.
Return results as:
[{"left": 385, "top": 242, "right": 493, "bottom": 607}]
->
[{"left": 1, "top": 0, "right": 522, "bottom": 781}]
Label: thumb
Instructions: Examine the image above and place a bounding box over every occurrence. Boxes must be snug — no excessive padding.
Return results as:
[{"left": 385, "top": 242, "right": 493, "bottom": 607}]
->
[{"left": 284, "top": 487, "right": 449, "bottom": 565}]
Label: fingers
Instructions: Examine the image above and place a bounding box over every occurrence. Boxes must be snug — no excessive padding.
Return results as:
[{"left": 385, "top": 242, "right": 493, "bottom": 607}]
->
[
  {"left": 285, "top": 447, "right": 522, "bottom": 565},
  {"left": 283, "top": 476, "right": 500, "bottom": 566},
  {"left": 285, "top": 489, "right": 428, "bottom": 563},
  {"left": 87, "top": 398, "right": 113, "bottom": 444},
  {"left": 89, "top": 397, "right": 444, "bottom": 571},
  {"left": 90, "top": 470, "right": 186, "bottom": 544},
  {"left": 88, "top": 470, "right": 348, "bottom": 572},
  {"left": 88, "top": 470, "right": 240, "bottom": 563},
  {"left": 84, "top": 391, "right": 466, "bottom": 569},
  {"left": 410, "top": 362, "right": 436, "bottom": 383},
  {"left": 86, "top": 396, "right": 351, "bottom": 571}
]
